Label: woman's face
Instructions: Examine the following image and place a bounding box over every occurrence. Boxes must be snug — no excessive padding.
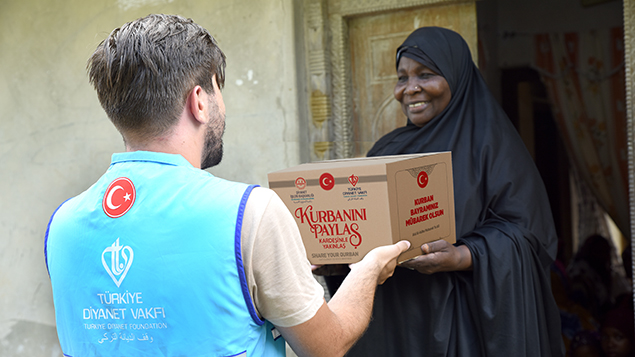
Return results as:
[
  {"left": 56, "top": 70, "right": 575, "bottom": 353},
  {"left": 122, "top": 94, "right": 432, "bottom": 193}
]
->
[
  {"left": 394, "top": 56, "right": 451, "bottom": 127},
  {"left": 602, "top": 326, "right": 633, "bottom": 357}
]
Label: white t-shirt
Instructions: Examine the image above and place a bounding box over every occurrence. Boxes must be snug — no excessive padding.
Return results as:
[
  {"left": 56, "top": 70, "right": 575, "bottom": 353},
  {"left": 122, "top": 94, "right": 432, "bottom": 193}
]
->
[{"left": 241, "top": 187, "right": 325, "bottom": 328}]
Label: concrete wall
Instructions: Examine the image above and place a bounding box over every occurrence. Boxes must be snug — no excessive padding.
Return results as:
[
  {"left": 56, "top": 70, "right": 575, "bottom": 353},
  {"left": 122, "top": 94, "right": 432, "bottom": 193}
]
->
[{"left": 0, "top": 0, "right": 301, "bottom": 355}]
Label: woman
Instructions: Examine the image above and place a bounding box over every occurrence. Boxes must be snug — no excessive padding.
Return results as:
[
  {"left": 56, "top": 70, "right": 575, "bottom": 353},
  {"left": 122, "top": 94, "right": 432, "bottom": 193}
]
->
[{"left": 329, "top": 27, "right": 564, "bottom": 356}]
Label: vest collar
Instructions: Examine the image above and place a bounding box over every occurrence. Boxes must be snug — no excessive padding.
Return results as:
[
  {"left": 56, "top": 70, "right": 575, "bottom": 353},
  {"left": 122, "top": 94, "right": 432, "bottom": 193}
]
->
[{"left": 111, "top": 151, "right": 193, "bottom": 168}]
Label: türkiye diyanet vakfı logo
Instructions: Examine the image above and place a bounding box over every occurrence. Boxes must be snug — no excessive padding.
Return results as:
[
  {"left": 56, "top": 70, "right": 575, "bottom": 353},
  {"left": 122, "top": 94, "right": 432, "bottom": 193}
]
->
[
  {"left": 102, "top": 238, "right": 134, "bottom": 288},
  {"left": 83, "top": 238, "right": 167, "bottom": 340}
]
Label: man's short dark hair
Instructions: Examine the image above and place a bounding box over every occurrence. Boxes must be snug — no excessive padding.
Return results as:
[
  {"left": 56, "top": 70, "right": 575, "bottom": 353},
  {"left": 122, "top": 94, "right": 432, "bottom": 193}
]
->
[{"left": 87, "top": 14, "right": 226, "bottom": 140}]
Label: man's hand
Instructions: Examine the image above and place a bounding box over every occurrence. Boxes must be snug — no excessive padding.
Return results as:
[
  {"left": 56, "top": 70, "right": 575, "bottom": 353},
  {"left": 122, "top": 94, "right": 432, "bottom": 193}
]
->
[
  {"left": 279, "top": 240, "right": 412, "bottom": 357},
  {"left": 400, "top": 240, "right": 472, "bottom": 274},
  {"left": 350, "top": 240, "right": 411, "bottom": 285}
]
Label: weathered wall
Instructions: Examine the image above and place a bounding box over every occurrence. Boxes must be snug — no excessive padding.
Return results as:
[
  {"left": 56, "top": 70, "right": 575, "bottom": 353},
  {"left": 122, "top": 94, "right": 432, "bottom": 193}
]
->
[{"left": 0, "top": 0, "right": 301, "bottom": 355}]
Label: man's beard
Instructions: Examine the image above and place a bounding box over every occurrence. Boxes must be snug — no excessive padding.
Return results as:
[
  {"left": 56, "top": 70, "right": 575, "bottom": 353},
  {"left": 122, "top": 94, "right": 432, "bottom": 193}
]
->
[{"left": 200, "top": 98, "right": 225, "bottom": 170}]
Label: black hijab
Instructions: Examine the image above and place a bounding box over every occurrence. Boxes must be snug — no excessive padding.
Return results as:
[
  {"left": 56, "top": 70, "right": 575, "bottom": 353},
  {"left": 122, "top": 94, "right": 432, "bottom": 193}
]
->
[{"left": 349, "top": 27, "right": 564, "bottom": 356}]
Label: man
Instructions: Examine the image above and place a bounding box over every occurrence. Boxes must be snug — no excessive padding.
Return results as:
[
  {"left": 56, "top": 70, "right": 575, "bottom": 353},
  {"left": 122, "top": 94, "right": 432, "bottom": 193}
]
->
[{"left": 45, "top": 14, "right": 409, "bottom": 357}]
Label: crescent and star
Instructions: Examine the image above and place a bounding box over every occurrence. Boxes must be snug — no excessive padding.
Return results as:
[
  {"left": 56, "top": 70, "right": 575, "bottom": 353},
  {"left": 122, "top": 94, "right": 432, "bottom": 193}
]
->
[{"left": 106, "top": 185, "right": 132, "bottom": 210}]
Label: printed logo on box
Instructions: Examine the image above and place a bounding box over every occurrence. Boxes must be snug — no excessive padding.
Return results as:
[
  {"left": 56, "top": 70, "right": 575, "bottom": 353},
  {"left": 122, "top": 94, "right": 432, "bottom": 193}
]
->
[
  {"left": 295, "top": 177, "right": 306, "bottom": 190},
  {"left": 417, "top": 171, "right": 429, "bottom": 188},
  {"left": 319, "top": 173, "right": 335, "bottom": 191},
  {"left": 343, "top": 173, "right": 367, "bottom": 201},
  {"left": 348, "top": 174, "right": 359, "bottom": 187}
]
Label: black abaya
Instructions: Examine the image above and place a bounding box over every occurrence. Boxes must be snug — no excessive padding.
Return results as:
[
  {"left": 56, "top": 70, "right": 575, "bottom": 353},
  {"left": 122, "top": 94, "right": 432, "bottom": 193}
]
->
[{"left": 333, "top": 27, "right": 564, "bottom": 356}]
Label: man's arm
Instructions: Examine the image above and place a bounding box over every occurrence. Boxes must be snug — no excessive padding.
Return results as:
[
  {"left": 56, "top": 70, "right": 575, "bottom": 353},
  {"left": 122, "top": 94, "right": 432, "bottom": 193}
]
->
[{"left": 276, "top": 240, "right": 410, "bottom": 357}]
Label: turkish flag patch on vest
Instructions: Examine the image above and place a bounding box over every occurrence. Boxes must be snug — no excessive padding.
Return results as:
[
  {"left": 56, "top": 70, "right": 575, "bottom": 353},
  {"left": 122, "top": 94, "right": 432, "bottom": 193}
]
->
[{"left": 103, "top": 177, "right": 136, "bottom": 218}]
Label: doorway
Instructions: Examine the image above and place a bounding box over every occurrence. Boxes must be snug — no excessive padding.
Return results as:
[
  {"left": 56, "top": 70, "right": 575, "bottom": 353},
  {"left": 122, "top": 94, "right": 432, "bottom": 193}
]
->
[{"left": 501, "top": 67, "right": 573, "bottom": 263}]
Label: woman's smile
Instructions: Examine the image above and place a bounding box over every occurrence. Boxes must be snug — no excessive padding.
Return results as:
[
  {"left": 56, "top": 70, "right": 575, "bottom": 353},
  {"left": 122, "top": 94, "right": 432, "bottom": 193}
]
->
[{"left": 408, "top": 101, "right": 429, "bottom": 109}]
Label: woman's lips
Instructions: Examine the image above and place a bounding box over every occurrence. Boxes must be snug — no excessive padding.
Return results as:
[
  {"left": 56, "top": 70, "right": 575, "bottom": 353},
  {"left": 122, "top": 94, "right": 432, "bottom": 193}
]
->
[{"left": 408, "top": 101, "right": 429, "bottom": 112}]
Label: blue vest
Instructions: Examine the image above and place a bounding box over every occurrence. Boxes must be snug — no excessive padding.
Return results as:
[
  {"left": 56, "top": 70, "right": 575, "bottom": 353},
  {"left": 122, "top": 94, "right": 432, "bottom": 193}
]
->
[{"left": 45, "top": 151, "right": 285, "bottom": 357}]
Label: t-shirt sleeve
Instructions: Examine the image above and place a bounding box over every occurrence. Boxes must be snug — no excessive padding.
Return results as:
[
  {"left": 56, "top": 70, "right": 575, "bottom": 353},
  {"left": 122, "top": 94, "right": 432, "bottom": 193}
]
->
[{"left": 241, "top": 187, "right": 325, "bottom": 328}]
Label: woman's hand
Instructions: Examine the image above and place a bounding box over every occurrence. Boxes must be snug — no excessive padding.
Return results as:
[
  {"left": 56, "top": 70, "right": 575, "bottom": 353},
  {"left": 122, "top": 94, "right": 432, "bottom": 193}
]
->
[{"left": 400, "top": 240, "right": 472, "bottom": 274}]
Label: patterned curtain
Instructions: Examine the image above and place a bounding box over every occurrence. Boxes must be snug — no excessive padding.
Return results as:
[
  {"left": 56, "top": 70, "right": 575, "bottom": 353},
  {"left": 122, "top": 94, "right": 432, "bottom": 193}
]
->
[{"left": 533, "top": 27, "right": 629, "bottom": 241}]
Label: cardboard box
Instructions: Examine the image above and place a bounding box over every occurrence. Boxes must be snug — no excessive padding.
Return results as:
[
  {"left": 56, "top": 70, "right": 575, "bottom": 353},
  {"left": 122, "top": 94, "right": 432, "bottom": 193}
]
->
[{"left": 267, "top": 152, "right": 456, "bottom": 265}]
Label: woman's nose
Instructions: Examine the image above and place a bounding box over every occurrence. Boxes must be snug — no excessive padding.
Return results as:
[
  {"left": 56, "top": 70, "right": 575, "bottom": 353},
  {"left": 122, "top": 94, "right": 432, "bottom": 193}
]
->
[{"left": 404, "top": 82, "right": 421, "bottom": 95}]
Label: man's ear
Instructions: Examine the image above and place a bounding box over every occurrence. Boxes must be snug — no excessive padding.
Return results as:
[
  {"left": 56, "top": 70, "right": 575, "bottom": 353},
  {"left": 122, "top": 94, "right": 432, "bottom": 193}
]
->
[{"left": 188, "top": 85, "right": 208, "bottom": 124}]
